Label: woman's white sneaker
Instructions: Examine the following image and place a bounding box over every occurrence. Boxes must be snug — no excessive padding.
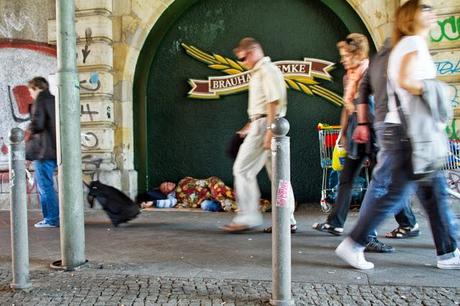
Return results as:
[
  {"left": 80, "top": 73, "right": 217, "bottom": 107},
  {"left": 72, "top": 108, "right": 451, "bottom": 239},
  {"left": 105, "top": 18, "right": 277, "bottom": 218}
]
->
[
  {"left": 336, "top": 237, "right": 374, "bottom": 270},
  {"left": 437, "top": 249, "right": 460, "bottom": 269}
]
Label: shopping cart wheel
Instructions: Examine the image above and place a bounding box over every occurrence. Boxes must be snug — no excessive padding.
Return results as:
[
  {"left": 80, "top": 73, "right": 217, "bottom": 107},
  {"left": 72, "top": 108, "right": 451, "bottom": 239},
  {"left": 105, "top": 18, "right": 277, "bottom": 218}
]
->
[{"left": 320, "top": 201, "right": 332, "bottom": 213}]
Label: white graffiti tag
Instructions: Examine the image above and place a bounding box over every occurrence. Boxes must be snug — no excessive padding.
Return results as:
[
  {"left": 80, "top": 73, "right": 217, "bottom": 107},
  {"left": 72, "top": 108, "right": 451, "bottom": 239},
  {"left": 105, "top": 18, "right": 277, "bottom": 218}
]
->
[{"left": 0, "top": 10, "right": 33, "bottom": 38}]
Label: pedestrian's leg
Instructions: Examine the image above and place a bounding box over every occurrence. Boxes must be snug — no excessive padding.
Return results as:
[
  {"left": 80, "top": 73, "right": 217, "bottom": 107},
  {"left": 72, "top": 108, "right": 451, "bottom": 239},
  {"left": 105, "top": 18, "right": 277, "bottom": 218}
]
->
[
  {"left": 349, "top": 163, "right": 412, "bottom": 246},
  {"left": 288, "top": 183, "right": 296, "bottom": 225},
  {"left": 34, "top": 160, "right": 59, "bottom": 226},
  {"left": 394, "top": 197, "right": 417, "bottom": 228},
  {"left": 33, "top": 160, "right": 48, "bottom": 221},
  {"left": 232, "top": 121, "right": 268, "bottom": 227},
  {"left": 384, "top": 195, "right": 420, "bottom": 238},
  {"left": 336, "top": 133, "right": 413, "bottom": 269},
  {"left": 326, "top": 156, "right": 364, "bottom": 228},
  {"left": 42, "top": 160, "right": 59, "bottom": 226},
  {"left": 361, "top": 174, "right": 396, "bottom": 253},
  {"left": 416, "top": 173, "right": 458, "bottom": 259}
]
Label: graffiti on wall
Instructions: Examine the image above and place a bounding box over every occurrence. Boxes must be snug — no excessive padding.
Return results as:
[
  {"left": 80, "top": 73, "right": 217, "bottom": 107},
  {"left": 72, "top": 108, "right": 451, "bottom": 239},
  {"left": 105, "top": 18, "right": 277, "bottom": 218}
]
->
[
  {"left": 448, "top": 84, "right": 460, "bottom": 109},
  {"left": 81, "top": 28, "right": 92, "bottom": 64},
  {"left": 80, "top": 72, "right": 101, "bottom": 92},
  {"left": 435, "top": 60, "right": 460, "bottom": 76},
  {"left": 80, "top": 102, "right": 113, "bottom": 123},
  {"left": 81, "top": 132, "right": 99, "bottom": 149},
  {"left": 446, "top": 119, "right": 459, "bottom": 140},
  {"left": 0, "top": 41, "right": 57, "bottom": 170},
  {"left": 431, "top": 15, "right": 460, "bottom": 42},
  {"left": 7, "top": 85, "right": 33, "bottom": 122},
  {"left": 0, "top": 10, "right": 33, "bottom": 39},
  {"left": 432, "top": 12, "right": 460, "bottom": 195},
  {"left": 0, "top": 41, "right": 108, "bottom": 171},
  {"left": 0, "top": 171, "right": 41, "bottom": 207}
]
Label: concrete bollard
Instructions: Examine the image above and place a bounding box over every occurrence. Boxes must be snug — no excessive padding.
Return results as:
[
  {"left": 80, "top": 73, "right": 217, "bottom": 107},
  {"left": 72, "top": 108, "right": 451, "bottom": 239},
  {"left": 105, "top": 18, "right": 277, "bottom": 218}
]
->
[
  {"left": 270, "top": 118, "right": 293, "bottom": 306},
  {"left": 9, "top": 128, "right": 31, "bottom": 289}
]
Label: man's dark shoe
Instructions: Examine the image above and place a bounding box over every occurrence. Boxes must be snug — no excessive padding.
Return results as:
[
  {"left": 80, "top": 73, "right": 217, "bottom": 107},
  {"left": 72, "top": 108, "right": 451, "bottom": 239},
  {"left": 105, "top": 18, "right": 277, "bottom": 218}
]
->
[{"left": 365, "top": 238, "right": 395, "bottom": 253}]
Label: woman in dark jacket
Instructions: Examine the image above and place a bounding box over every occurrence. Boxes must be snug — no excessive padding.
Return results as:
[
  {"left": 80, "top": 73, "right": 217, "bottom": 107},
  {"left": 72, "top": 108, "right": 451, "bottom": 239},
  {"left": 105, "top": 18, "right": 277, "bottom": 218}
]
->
[{"left": 27, "top": 77, "right": 59, "bottom": 228}]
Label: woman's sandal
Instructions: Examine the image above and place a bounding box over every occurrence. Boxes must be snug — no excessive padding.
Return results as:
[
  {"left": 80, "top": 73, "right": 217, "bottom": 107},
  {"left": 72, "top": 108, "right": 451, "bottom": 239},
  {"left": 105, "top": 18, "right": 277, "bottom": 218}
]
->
[
  {"left": 263, "top": 224, "right": 297, "bottom": 234},
  {"left": 384, "top": 225, "right": 420, "bottom": 238},
  {"left": 312, "top": 222, "right": 343, "bottom": 236}
]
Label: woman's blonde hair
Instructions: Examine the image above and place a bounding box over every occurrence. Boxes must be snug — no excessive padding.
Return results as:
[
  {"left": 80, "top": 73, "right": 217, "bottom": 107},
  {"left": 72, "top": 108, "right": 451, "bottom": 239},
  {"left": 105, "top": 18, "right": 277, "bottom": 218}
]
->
[
  {"left": 336, "top": 33, "right": 369, "bottom": 61},
  {"left": 392, "top": 0, "right": 420, "bottom": 46}
]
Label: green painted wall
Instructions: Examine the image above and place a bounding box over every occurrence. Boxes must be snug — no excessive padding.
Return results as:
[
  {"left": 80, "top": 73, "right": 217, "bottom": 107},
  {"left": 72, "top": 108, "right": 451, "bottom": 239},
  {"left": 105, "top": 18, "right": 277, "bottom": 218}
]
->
[{"left": 134, "top": 0, "right": 372, "bottom": 202}]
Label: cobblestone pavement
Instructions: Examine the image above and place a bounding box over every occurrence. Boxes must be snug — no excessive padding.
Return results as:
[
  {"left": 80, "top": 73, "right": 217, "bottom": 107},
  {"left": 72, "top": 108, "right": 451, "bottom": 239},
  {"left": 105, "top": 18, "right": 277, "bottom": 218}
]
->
[{"left": 0, "top": 266, "right": 459, "bottom": 306}]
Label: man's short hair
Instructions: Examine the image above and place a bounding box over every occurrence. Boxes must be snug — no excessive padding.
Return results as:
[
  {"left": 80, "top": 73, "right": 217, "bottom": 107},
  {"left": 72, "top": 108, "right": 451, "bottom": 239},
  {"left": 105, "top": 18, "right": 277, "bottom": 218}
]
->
[
  {"left": 233, "top": 37, "right": 262, "bottom": 54},
  {"left": 28, "top": 77, "right": 49, "bottom": 90}
]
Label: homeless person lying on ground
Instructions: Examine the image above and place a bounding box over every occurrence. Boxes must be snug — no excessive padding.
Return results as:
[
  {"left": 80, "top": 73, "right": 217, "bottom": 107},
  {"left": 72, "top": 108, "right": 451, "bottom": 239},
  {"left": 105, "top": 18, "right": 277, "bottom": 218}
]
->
[{"left": 136, "top": 176, "right": 239, "bottom": 212}]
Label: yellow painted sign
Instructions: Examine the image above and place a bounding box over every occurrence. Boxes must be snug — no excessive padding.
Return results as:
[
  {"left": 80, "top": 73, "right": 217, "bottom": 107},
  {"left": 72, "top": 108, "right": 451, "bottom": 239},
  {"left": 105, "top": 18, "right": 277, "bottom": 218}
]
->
[{"left": 182, "top": 43, "right": 343, "bottom": 106}]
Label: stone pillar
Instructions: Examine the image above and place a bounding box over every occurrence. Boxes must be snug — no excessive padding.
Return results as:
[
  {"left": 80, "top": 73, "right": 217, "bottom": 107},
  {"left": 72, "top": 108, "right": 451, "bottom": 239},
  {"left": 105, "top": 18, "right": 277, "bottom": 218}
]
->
[
  {"left": 347, "top": 0, "right": 400, "bottom": 48},
  {"left": 48, "top": 0, "right": 128, "bottom": 192},
  {"left": 111, "top": 0, "right": 172, "bottom": 197}
]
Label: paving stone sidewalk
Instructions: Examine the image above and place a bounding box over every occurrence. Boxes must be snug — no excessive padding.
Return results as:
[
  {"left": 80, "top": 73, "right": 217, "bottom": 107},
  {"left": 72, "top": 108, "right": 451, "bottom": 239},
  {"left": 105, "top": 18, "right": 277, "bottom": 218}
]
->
[{"left": 0, "top": 265, "right": 459, "bottom": 306}]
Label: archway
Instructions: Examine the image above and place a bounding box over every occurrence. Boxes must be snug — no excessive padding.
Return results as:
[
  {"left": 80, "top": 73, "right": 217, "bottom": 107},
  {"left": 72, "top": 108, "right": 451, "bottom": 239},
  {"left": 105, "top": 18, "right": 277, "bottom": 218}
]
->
[{"left": 133, "top": 0, "right": 374, "bottom": 202}]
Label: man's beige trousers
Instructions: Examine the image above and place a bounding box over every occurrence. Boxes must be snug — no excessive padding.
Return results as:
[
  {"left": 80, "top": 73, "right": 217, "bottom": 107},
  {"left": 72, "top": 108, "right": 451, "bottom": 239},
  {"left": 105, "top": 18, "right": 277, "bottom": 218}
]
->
[{"left": 232, "top": 118, "right": 297, "bottom": 227}]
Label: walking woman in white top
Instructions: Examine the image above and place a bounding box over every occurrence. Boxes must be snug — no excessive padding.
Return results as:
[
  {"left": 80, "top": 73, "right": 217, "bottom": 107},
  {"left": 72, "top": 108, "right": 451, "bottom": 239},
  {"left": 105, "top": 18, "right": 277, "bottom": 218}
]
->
[{"left": 335, "top": 0, "right": 460, "bottom": 270}]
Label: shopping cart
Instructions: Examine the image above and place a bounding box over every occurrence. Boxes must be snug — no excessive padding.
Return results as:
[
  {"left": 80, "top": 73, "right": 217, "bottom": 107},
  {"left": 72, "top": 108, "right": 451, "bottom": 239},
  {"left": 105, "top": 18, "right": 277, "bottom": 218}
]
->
[
  {"left": 317, "top": 123, "right": 371, "bottom": 213},
  {"left": 443, "top": 140, "right": 460, "bottom": 199},
  {"left": 317, "top": 123, "right": 341, "bottom": 213},
  {"left": 443, "top": 140, "right": 460, "bottom": 171}
]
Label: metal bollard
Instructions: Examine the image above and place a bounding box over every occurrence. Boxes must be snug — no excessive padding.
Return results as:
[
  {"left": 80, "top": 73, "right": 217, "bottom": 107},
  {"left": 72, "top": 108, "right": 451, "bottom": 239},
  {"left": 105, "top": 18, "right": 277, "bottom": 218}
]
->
[
  {"left": 9, "top": 128, "right": 31, "bottom": 289},
  {"left": 270, "top": 118, "right": 293, "bottom": 306},
  {"left": 54, "top": 0, "right": 87, "bottom": 271}
]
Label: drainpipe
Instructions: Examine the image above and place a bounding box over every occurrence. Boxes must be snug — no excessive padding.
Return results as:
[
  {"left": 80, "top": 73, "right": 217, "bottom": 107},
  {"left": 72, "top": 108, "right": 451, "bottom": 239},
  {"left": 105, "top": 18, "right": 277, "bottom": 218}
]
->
[{"left": 54, "top": 0, "right": 86, "bottom": 270}]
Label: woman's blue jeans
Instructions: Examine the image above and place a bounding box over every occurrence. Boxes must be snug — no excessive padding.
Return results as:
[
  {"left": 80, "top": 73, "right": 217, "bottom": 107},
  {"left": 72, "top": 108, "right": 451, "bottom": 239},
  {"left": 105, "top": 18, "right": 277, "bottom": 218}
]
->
[
  {"left": 34, "top": 160, "right": 59, "bottom": 226},
  {"left": 327, "top": 123, "right": 417, "bottom": 234},
  {"left": 350, "top": 124, "right": 458, "bottom": 256}
]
